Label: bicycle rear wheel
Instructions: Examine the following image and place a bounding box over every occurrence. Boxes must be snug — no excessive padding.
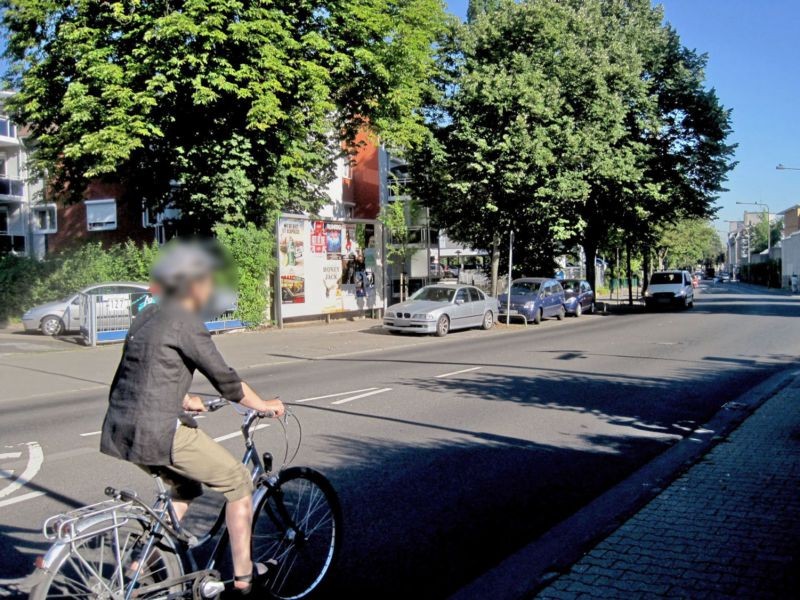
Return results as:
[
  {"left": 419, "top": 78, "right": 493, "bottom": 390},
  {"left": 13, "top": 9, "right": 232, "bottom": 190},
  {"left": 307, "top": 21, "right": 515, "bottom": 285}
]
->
[
  {"left": 29, "top": 517, "right": 183, "bottom": 600},
  {"left": 252, "top": 467, "right": 342, "bottom": 599}
]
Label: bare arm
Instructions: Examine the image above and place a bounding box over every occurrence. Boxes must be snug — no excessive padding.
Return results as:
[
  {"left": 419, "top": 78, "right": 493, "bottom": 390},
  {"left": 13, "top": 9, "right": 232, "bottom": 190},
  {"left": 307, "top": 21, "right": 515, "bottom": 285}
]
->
[{"left": 238, "top": 382, "right": 285, "bottom": 418}]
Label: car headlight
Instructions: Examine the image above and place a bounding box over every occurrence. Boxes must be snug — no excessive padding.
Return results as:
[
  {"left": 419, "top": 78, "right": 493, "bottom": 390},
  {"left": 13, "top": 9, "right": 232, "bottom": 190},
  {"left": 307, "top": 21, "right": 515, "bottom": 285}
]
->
[
  {"left": 676, "top": 290, "right": 686, "bottom": 296},
  {"left": 524, "top": 301, "right": 535, "bottom": 309},
  {"left": 23, "top": 311, "right": 32, "bottom": 319},
  {"left": 413, "top": 313, "right": 436, "bottom": 321},
  {"left": 644, "top": 290, "right": 652, "bottom": 297}
]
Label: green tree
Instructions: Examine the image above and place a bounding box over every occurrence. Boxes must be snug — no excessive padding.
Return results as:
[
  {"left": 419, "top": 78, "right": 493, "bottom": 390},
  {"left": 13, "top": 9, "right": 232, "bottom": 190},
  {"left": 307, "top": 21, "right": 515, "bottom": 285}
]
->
[
  {"left": 410, "top": 0, "right": 734, "bottom": 293},
  {"left": 655, "top": 219, "right": 720, "bottom": 270},
  {"left": 751, "top": 217, "right": 782, "bottom": 254},
  {"left": 379, "top": 200, "right": 420, "bottom": 301},
  {"left": 1, "top": 0, "right": 447, "bottom": 229}
]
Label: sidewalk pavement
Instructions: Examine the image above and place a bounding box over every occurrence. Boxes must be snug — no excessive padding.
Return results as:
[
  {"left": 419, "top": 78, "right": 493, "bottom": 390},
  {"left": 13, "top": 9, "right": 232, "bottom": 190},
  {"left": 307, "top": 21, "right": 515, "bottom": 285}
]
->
[
  {"left": 535, "top": 373, "right": 800, "bottom": 599},
  {"left": 0, "top": 317, "right": 516, "bottom": 403}
]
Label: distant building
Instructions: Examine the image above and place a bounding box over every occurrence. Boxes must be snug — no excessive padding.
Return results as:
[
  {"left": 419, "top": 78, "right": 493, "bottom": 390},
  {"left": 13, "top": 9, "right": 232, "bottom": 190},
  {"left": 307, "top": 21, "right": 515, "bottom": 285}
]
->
[
  {"left": 778, "top": 204, "right": 800, "bottom": 238},
  {"left": 0, "top": 92, "right": 50, "bottom": 258}
]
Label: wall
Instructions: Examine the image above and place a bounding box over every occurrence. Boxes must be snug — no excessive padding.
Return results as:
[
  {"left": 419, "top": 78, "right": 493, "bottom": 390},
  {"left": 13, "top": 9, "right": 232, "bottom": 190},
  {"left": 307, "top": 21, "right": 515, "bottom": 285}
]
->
[
  {"left": 351, "top": 131, "right": 381, "bottom": 219},
  {"left": 781, "top": 231, "right": 800, "bottom": 288},
  {"left": 49, "top": 181, "right": 152, "bottom": 252}
]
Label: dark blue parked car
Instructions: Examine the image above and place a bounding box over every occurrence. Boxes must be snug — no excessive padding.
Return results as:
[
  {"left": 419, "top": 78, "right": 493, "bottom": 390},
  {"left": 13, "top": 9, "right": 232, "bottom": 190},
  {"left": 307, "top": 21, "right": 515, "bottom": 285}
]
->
[
  {"left": 498, "top": 277, "right": 566, "bottom": 324},
  {"left": 561, "top": 279, "right": 595, "bottom": 317}
]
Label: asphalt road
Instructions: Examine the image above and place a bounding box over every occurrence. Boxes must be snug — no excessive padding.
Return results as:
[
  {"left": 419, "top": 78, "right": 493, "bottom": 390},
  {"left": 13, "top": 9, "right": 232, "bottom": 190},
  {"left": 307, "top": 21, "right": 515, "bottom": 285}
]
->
[{"left": 1, "top": 282, "right": 799, "bottom": 598}]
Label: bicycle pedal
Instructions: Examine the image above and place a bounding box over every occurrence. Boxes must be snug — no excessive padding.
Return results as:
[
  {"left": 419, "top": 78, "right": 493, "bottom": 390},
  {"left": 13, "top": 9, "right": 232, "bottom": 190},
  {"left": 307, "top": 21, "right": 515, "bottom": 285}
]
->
[{"left": 197, "top": 577, "right": 225, "bottom": 599}]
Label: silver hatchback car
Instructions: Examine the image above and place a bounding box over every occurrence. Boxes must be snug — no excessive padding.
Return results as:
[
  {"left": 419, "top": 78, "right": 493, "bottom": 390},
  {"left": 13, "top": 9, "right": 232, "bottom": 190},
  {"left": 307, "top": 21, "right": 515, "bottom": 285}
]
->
[
  {"left": 383, "top": 284, "right": 499, "bottom": 337},
  {"left": 22, "top": 282, "right": 150, "bottom": 336}
]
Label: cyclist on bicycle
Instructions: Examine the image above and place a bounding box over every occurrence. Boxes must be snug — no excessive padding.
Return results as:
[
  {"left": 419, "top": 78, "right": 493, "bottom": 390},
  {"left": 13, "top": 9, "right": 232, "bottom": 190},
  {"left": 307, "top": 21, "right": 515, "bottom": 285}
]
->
[{"left": 99, "top": 242, "right": 285, "bottom": 596}]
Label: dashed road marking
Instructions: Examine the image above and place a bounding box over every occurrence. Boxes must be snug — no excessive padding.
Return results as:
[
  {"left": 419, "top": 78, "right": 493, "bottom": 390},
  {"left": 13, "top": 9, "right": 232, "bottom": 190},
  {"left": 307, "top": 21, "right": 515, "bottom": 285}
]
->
[
  {"left": 0, "top": 490, "right": 46, "bottom": 508},
  {"left": 214, "top": 424, "right": 269, "bottom": 443},
  {"left": 79, "top": 431, "right": 102, "bottom": 437},
  {"left": 0, "top": 452, "right": 21, "bottom": 460},
  {"left": 331, "top": 388, "right": 392, "bottom": 405},
  {"left": 296, "top": 388, "right": 378, "bottom": 403},
  {"left": 435, "top": 366, "right": 482, "bottom": 378}
]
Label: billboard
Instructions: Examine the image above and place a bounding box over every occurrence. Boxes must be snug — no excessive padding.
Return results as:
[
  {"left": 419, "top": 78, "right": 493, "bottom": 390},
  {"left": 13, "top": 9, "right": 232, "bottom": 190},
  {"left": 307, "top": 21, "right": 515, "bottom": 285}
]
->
[{"left": 277, "top": 217, "right": 383, "bottom": 322}]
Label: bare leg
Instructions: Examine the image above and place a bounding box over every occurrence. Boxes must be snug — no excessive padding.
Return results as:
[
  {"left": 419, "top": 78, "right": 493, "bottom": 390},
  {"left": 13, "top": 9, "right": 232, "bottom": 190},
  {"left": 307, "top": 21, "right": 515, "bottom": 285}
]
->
[
  {"left": 226, "top": 495, "right": 254, "bottom": 590},
  {"left": 171, "top": 500, "right": 190, "bottom": 524}
]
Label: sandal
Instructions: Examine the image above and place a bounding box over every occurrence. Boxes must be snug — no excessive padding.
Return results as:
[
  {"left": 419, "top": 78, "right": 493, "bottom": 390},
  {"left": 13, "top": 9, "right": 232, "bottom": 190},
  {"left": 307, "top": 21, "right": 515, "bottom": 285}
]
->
[{"left": 222, "top": 561, "right": 276, "bottom": 597}]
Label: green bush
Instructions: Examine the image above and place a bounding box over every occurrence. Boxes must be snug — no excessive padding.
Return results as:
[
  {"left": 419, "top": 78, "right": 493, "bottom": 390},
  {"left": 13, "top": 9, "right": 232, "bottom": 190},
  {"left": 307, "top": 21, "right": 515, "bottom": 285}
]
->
[
  {"left": 214, "top": 223, "right": 275, "bottom": 326},
  {"left": 0, "top": 241, "right": 159, "bottom": 326}
]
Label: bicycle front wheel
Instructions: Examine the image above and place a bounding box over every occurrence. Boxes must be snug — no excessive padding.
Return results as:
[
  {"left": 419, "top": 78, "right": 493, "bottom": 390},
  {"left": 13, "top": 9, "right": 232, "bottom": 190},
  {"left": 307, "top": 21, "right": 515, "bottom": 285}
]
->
[{"left": 252, "top": 467, "right": 342, "bottom": 599}]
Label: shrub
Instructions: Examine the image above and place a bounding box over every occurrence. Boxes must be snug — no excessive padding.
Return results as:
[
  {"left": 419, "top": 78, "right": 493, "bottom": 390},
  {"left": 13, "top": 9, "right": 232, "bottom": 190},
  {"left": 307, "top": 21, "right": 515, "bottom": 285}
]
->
[{"left": 214, "top": 223, "right": 275, "bottom": 326}]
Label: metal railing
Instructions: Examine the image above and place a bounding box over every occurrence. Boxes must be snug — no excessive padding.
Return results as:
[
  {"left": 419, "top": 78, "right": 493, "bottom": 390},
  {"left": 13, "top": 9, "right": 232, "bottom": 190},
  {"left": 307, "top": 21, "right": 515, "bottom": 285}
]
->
[{"left": 80, "top": 292, "right": 244, "bottom": 346}]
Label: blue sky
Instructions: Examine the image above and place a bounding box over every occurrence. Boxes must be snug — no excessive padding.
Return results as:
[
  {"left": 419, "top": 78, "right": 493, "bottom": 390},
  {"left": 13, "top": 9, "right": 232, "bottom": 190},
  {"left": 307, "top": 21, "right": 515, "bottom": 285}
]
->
[{"left": 447, "top": 0, "right": 800, "bottom": 232}]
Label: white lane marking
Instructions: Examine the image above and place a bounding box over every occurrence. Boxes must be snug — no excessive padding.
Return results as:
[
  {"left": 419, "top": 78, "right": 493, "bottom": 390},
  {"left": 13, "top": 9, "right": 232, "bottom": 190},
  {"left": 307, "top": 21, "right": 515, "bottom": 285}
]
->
[
  {"left": 0, "top": 452, "right": 21, "bottom": 460},
  {"left": 0, "top": 441, "right": 43, "bottom": 499},
  {"left": 0, "top": 490, "right": 46, "bottom": 509},
  {"left": 0, "top": 470, "right": 14, "bottom": 477},
  {"left": 331, "top": 387, "right": 392, "bottom": 405},
  {"left": 214, "top": 424, "right": 269, "bottom": 443},
  {"left": 435, "top": 366, "right": 482, "bottom": 378},
  {"left": 296, "top": 388, "right": 378, "bottom": 403},
  {"left": 80, "top": 431, "right": 102, "bottom": 437}
]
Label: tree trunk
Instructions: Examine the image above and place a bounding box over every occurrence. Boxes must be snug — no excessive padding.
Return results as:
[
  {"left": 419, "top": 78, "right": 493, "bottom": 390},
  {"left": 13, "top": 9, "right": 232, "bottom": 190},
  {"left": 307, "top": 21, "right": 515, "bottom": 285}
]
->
[
  {"left": 490, "top": 232, "right": 501, "bottom": 298},
  {"left": 642, "top": 245, "right": 651, "bottom": 293},
  {"left": 626, "top": 241, "right": 633, "bottom": 306},
  {"left": 585, "top": 243, "right": 598, "bottom": 296}
]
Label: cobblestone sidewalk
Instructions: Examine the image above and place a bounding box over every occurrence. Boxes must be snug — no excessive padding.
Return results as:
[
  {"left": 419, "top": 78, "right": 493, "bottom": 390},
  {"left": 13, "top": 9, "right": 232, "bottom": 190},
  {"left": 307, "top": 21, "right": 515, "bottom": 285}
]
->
[{"left": 536, "top": 375, "right": 800, "bottom": 599}]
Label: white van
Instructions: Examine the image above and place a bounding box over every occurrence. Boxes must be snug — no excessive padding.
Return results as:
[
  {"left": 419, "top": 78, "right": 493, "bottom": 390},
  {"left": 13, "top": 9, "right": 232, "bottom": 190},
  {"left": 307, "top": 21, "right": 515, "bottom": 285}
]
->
[{"left": 644, "top": 270, "right": 694, "bottom": 309}]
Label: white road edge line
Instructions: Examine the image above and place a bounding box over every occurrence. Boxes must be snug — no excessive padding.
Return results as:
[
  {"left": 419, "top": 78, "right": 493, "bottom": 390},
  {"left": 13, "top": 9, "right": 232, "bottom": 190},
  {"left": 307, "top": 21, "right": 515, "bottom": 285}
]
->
[
  {"left": 79, "top": 431, "right": 102, "bottom": 437},
  {"left": 296, "top": 388, "right": 378, "bottom": 403},
  {"left": 0, "top": 490, "right": 46, "bottom": 509},
  {"left": 331, "top": 387, "right": 392, "bottom": 405},
  {"left": 435, "top": 366, "right": 483, "bottom": 378},
  {"left": 0, "top": 452, "right": 22, "bottom": 460},
  {"left": 214, "top": 424, "right": 269, "bottom": 443}
]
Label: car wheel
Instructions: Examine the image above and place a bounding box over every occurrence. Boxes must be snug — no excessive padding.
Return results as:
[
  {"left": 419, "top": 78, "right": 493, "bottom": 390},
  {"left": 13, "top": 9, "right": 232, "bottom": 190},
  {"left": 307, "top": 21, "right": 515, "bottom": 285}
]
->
[
  {"left": 556, "top": 306, "right": 566, "bottom": 320},
  {"left": 574, "top": 303, "right": 582, "bottom": 318},
  {"left": 482, "top": 311, "right": 494, "bottom": 330},
  {"left": 435, "top": 315, "right": 450, "bottom": 337},
  {"left": 533, "top": 308, "right": 543, "bottom": 325},
  {"left": 40, "top": 315, "right": 63, "bottom": 336}
]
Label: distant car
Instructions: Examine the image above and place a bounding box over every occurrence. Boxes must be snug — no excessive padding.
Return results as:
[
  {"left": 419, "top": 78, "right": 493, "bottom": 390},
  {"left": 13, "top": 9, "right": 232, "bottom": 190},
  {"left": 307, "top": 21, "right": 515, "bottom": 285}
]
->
[
  {"left": 429, "top": 263, "right": 457, "bottom": 279},
  {"left": 383, "top": 284, "right": 499, "bottom": 337},
  {"left": 498, "top": 277, "right": 566, "bottom": 324},
  {"left": 561, "top": 279, "right": 595, "bottom": 316},
  {"left": 644, "top": 271, "right": 694, "bottom": 310},
  {"left": 718, "top": 272, "right": 731, "bottom": 283},
  {"left": 22, "top": 282, "right": 150, "bottom": 336}
]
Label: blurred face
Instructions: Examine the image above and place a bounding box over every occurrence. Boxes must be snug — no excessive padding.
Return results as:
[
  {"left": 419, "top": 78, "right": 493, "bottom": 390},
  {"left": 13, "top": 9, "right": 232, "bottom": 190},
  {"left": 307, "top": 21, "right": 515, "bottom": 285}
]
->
[{"left": 186, "top": 275, "right": 215, "bottom": 311}]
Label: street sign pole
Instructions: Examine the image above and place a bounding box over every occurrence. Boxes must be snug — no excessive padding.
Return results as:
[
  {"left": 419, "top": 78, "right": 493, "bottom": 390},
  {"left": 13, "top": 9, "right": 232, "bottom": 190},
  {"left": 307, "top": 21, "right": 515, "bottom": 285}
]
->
[{"left": 506, "top": 230, "right": 514, "bottom": 323}]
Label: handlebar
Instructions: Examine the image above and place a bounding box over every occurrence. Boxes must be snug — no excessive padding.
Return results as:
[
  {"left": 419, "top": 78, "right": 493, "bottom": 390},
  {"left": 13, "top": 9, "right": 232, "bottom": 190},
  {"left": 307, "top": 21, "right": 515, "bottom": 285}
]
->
[{"left": 201, "top": 396, "right": 276, "bottom": 419}]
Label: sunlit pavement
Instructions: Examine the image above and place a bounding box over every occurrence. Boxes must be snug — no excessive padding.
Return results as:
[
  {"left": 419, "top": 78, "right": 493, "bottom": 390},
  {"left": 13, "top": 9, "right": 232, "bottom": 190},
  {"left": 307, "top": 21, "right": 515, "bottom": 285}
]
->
[{"left": 1, "top": 282, "right": 799, "bottom": 598}]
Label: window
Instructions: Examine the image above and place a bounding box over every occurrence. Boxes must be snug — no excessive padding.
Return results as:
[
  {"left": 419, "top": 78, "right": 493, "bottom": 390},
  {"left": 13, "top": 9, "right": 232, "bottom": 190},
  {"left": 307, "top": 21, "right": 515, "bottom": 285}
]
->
[
  {"left": 0, "top": 158, "right": 5, "bottom": 176},
  {"left": 85, "top": 199, "right": 117, "bottom": 231},
  {"left": 455, "top": 289, "right": 470, "bottom": 303},
  {"left": 0, "top": 207, "right": 8, "bottom": 234},
  {"left": 467, "top": 288, "right": 481, "bottom": 302},
  {"left": 342, "top": 159, "right": 352, "bottom": 179},
  {"left": 32, "top": 204, "right": 57, "bottom": 234},
  {"left": 0, "top": 118, "right": 17, "bottom": 138}
]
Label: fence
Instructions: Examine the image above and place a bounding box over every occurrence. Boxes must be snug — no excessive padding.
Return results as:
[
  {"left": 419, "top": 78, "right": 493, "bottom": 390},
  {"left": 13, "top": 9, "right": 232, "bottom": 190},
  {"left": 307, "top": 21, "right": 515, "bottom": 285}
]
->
[{"left": 79, "top": 292, "right": 244, "bottom": 346}]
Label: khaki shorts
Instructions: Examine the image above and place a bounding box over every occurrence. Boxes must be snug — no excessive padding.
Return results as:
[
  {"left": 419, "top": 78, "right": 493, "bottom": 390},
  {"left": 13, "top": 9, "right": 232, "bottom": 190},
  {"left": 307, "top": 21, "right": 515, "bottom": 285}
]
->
[{"left": 140, "top": 425, "right": 253, "bottom": 503}]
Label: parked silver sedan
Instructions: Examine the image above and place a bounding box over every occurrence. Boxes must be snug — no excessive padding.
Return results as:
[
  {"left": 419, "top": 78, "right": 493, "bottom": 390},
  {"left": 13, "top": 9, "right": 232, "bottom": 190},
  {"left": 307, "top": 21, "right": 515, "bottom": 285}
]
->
[
  {"left": 383, "top": 284, "right": 499, "bottom": 337},
  {"left": 21, "top": 282, "right": 149, "bottom": 336}
]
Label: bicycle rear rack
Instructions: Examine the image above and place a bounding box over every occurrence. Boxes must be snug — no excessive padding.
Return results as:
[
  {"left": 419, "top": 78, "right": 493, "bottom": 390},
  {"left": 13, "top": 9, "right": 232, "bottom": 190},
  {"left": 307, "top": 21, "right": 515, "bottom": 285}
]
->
[{"left": 43, "top": 499, "right": 136, "bottom": 543}]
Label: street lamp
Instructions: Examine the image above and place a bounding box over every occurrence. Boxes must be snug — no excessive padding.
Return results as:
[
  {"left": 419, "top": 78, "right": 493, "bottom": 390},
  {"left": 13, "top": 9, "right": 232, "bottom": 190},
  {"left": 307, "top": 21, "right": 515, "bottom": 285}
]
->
[
  {"left": 736, "top": 201, "right": 771, "bottom": 253},
  {"left": 776, "top": 164, "right": 800, "bottom": 171}
]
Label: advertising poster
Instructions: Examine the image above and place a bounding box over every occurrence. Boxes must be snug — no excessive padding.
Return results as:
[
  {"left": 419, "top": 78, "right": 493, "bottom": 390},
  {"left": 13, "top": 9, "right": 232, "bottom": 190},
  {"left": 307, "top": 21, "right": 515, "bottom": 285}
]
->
[
  {"left": 279, "top": 220, "right": 306, "bottom": 304},
  {"left": 310, "top": 221, "right": 326, "bottom": 254},
  {"left": 322, "top": 260, "right": 344, "bottom": 313},
  {"left": 325, "top": 223, "right": 343, "bottom": 258}
]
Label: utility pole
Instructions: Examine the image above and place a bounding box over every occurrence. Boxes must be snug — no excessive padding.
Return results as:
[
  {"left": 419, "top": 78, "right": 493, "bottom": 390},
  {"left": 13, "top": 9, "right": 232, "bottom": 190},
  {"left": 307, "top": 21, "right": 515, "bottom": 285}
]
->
[{"left": 506, "top": 230, "right": 514, "bottom": 322}]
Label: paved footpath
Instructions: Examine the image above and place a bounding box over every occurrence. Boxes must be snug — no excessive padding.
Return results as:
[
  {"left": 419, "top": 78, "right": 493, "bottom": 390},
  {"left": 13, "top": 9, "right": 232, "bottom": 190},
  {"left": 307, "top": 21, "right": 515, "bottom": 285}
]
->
[{"left": 536, "top": 374, "right": 800, "bottom": 599}]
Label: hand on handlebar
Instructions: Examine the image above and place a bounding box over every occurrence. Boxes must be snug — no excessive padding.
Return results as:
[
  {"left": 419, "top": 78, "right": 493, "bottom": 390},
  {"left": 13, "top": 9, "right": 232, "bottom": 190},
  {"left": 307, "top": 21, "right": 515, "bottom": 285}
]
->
[
  {"left": 182, "top": 394, "right": 208, "bottom": 413},
  {"left": 260, "top": 397, "right": 285, "bottom": 419}
]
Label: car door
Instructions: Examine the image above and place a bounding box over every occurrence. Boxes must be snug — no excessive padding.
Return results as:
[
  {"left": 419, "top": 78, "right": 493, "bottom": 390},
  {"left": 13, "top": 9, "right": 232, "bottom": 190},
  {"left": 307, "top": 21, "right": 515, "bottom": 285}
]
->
[
  {"left": 540, "top": 283, "right": 554, "bottom": 316},
  {"left": 467, "top": 287, "right": 486, "bottom": 325},
  {"left": 64, "top": 295, "right": 82, "bottom": 331},
  {"left": 451, "top": 288, "right": 472, "bottom": 329},
  {"left": 552, "top": 282, "right": 565, "bottom": 313}
]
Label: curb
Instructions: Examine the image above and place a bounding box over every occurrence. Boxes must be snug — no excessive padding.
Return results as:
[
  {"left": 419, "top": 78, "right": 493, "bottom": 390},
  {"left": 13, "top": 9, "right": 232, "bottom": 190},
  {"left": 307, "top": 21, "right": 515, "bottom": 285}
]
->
[{"left": 450, "top": 368, "right": 800, "bottom": 600}]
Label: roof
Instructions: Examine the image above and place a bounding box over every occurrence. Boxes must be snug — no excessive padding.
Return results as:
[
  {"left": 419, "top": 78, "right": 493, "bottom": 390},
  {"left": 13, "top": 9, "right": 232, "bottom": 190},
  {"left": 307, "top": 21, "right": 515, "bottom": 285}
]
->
[{"left": 778, "top": 204, "right": 800, "bottom": 215}]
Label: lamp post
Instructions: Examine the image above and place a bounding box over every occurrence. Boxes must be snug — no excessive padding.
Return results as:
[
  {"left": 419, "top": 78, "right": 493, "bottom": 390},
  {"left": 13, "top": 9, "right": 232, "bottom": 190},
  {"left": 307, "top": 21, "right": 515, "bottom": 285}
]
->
[
  {"left": 776, "top": 164, "right": 800, "bottom": 171},
  {"left": 736, "top": 201, "right": 771, "bottom": 253}
]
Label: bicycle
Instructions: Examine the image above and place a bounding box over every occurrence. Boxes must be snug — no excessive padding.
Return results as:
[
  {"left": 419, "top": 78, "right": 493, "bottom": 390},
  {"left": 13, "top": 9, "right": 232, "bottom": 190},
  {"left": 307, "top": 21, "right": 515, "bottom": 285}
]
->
[{"left": 28, "top": 398, "right": 343, "bottom": 600}]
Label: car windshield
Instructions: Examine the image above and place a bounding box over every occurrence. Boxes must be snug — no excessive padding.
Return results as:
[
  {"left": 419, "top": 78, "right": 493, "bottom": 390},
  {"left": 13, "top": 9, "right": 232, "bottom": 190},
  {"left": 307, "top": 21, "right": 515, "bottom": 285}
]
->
[
  {"left": 411, "top": 286, "right": 456, "bottom": 302},
  {"left": 650, "top": 272, "right": 682, "bottom": 285},
  {"left": 561, "top": 280, "right": 580, "bottom": 291},
  {"left": 510, "top": 281, "right": 541, "bottom": 295}
]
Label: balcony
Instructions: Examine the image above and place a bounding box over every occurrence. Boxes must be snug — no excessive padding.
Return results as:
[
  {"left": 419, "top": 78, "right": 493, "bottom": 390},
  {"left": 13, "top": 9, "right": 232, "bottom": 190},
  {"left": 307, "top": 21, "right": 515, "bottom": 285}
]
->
[
  {"left": 388, "top": 175, "right": 413, "bottom": 202},
  {"left": 0, "top": 177, "right": 25, "bottom": 199}
]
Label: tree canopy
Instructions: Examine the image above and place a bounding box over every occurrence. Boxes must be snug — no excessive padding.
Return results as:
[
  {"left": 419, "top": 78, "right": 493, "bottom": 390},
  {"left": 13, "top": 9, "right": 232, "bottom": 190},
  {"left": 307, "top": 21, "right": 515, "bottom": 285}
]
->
[
  {"left": 410, "top": 0, "right": 735, "bottom": 289},
  {"left": 1, "top": 0, "right": 448, "bottom": 230},
  {"left": 656, "top": 219, "right": 723, "bottom": 270}
]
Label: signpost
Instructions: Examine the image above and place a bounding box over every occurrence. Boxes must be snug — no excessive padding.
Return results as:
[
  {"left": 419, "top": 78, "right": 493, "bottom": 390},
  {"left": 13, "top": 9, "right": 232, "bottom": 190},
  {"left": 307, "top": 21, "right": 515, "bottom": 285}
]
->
[{"left": 506, "top": 230, "right": 514, "bottom": 322}]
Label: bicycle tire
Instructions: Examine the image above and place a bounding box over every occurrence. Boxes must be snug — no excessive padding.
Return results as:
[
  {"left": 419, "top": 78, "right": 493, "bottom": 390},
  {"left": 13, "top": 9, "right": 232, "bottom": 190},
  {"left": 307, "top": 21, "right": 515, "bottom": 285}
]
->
[
  {"left": 29, "top": 516, "right": 184, "bottom": 600},
  {"left": 252, "top": 467, "right": 342, "bottom": 600}
]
